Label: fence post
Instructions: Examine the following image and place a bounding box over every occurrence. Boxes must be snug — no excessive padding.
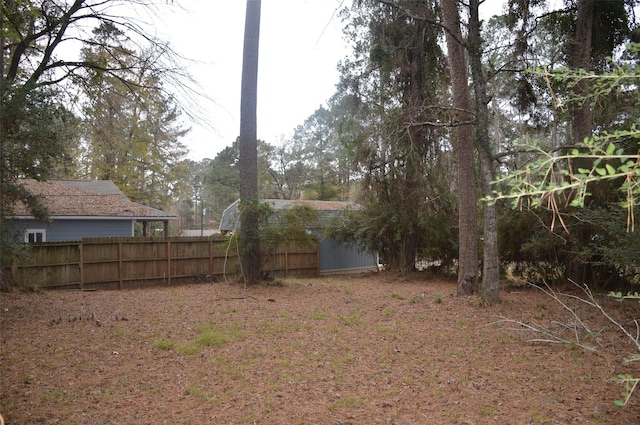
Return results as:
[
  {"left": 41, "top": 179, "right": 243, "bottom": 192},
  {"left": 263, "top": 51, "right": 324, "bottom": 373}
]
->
[
  {"left": 118, "top": 241, "right": 123, "bottom": 290},
  {"left": 79, "top": 242, "right": 84, "bottom": 290},
  {"left": 316, "top": 237, "right": 320, "bottom": 276},
  {"left": 285, "top": 245, "right": 289, "bottom": 277},
  {"left": 166, "top": 240, "right": 172, "bottom": 285},
  {"left": 10, "top": 259, "right": 18, "bottom": 286},
  {"left": 208, "top": 238, "right": 213, "bottom": 275}
]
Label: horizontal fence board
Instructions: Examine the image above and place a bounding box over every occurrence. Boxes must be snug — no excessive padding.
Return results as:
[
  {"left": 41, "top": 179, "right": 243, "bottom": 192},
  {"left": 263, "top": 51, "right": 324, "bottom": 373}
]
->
[{"left": 5, "top": 236, "right": 318, "bottom": 289}]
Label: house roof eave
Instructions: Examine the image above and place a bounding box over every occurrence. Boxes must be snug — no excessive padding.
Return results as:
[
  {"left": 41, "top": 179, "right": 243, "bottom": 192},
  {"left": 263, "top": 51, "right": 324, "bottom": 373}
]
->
[{"left": 11, "top": 215, "right": 178, "bottom": 221}]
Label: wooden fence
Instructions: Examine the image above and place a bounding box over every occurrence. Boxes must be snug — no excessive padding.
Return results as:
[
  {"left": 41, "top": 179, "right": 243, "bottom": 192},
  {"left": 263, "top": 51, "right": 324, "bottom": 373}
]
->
[{"left": 4, "top": 236, "right": 319, "bottom": 290}]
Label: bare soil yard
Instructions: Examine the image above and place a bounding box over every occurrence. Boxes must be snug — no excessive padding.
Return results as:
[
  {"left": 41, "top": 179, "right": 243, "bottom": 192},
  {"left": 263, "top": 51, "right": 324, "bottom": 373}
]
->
[{"left": 1, "top": 273, "right": 639, "bottom": 424}]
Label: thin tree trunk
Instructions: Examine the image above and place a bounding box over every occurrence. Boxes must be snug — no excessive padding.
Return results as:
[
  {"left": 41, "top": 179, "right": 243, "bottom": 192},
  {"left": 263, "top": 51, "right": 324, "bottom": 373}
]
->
[
  {"left": 239, "top": 0, "right": 262, "bottom": 283},
  {"left": 468, "top": 0, "right": 500, "bottom": 303},
  {"left": 441, "top": 0, "right": 478, "bottom": 296}
]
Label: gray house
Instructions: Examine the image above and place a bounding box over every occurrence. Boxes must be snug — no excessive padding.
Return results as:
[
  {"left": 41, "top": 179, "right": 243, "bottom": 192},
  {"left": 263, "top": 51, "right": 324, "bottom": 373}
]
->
[
  {"left": 12, "top": 179, "right": 177, "bottom": 242},
  {"left": 219, "top": 199, "right": 377, "bottom": 275}
]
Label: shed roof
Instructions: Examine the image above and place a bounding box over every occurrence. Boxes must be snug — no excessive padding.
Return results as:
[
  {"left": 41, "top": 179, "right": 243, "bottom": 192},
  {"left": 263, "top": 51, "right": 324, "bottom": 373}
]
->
[
  {"left": 219, "top": 199, "right": 360, "bottom": 232},
  {"left": 13, "top": 179, "right": 177, "bottom": 220}
]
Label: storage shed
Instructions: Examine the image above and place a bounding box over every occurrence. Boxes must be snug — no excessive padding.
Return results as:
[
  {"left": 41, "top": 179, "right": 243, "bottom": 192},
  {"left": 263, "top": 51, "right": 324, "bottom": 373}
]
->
[
  {"left": 11, "top": 179, "right": 177, "bottom": 242},
  {"left": 219, "top": 199, "right": 377, "bottom": 275}
]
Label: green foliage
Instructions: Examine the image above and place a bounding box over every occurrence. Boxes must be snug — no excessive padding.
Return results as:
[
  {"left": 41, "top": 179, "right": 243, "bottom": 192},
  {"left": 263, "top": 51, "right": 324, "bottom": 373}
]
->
[
  {"left": 491, "top": 132, "right": 640, "bottom": 229},
  {"left": 153, "top": 339, "right": 174, "bottom": 351},
  {"left": 208, "top": 142, "right": 241, "bottom": 197},
  {"left": 326, "top": 191, "right": 458, "bottom": 273},
  {"left": 287, "top": 105, "right": 353, "bottom": 201},
  {"left": 0, "top": 80, "right": 77, "bottom": 277},
  {"left": 338, "top": 309, "right": 364, "bottom": 326},
  {"left": 233, "top": 201, "right": 318, "bottom": 251},
  {"left": 491, "top": 45, "right": 640, "bottom": 218},
  {"left": 228, "top": 201, "right": 319, "bottom": 282},
  {"left": 238, "top": 197, "right": 263, "bottom": 284},
  {"left": 334, "top": 0, "right": 453, "bottom": 274},
  {"left": 204, "top": 138, "right": 280, "bottom": 222},
  {"left": 491, "top": 44, "right": 640, "bottom": 287},
  {"left": 261, "top": 204, "right": 319, "bottom": 249},
  {"left": 613, "top": 372, "right": 639, "bottom": 407},
  {"left": 309, "top": 311, "right": 327, "bottom": 320},
  {"left": 498, "top": 206, "right": 640, "bottom": 287}
]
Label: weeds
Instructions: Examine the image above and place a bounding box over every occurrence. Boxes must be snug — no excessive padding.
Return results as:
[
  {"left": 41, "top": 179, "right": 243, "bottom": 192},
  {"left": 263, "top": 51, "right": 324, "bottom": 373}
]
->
[
  {"left": 309, "top": 311, "right": 327, "bottom": 320},
  {"left": 330, "top": 395, "right": 365, "bottom": 410},
  {"left": 153, "top": 322, "right": 242, "bottom": 355},
  {"left": 338, "top": 309, "right": 364, "bottom": 326},
  {"left": 479, "top": 404, "right": 495, "bottom": 417},
  {"left": 186, "top": 384, "right": 213, "bottom": 402},
  {"left": 409, "top": 295, "right": 424, "bottom": 303},
  {"left": 153, "top": 339, "right": 174, "bottom": 350}
]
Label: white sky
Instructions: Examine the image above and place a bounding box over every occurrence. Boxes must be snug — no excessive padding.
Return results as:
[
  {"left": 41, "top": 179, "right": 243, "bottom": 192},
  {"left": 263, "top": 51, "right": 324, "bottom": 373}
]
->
[
  {"left": 156, "top": 0, "right": 349, "bottom": 161},
  {"left": 156, "top": 0, "right": 515, "bottom": 161}
]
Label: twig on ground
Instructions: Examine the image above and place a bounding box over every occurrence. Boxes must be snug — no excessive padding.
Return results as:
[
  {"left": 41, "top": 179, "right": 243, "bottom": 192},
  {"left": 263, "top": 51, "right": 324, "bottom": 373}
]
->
[
  {"left": 490, "top": 316, "right": 601, "bottom": 354},
  {"left": 564, "top": 278, "right": 640, "bottom": 352},
  {"left": 215, "top": 296, "right": 257, "bottom": 301}
]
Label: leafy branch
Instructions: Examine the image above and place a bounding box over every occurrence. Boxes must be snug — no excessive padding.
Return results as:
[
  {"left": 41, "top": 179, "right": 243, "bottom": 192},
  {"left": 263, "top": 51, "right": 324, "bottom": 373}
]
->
[
  {"left": 490, "top": 134, "right": 640, "bottom": 231},
  {"left": 487, "top": 44, "right": 640, "bottom": 232}
]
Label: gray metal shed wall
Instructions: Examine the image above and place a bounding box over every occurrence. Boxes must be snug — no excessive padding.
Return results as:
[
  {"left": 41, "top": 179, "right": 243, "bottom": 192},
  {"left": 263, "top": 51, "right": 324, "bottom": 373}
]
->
[{"left": 318, "top": 239, "right": 377, "bottom": 274}]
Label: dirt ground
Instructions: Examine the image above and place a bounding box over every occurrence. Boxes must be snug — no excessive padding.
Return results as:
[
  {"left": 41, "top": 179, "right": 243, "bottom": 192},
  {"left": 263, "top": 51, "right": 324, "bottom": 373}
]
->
[{"left": 1, "top": 273, "right": 639, "bottom": 425}]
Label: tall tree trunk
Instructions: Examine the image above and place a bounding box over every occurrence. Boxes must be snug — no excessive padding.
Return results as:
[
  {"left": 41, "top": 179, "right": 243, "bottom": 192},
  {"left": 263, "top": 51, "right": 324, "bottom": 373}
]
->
[
  {"left": 571, "top": 0, "right": 593, "bottom": 148},
  {"left": 441, "top": 0, "right": 478, "bottom": 295},
  {"left": 468, "top": 0, "right": 500, "bottom": 303},
  {"left": 239, "top": 0, "right": 262, "bottom": 284},
  {"left": 566, "top": 0, "right": 593, "bottom": 284}
]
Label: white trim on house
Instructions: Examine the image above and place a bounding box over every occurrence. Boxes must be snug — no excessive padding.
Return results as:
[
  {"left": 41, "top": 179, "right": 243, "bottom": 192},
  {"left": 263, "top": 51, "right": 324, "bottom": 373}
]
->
[{"left": 24, "top": 228, "right": 46, "bottom": 243}]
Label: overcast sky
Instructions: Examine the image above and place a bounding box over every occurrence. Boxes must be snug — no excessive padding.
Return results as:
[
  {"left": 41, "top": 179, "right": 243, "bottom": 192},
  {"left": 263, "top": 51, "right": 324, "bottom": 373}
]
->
[
  {"left": 154, "top": 0, "right": 349, "bottom": 161},
  {"left": 155, "top": 1, "right": 520, "bottom": 161}
]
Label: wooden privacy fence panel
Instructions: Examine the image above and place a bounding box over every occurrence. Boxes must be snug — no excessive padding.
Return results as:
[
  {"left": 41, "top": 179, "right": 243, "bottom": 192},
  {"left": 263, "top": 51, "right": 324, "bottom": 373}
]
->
[
  {"left": 6, "top": 236, "right": 318, "bottom": 290},
  {"left": 9, "top": 242, "right": 82, "bottom": 290},
  {"left": 263, "top": 243, "right": 319, "bottom": 277}
]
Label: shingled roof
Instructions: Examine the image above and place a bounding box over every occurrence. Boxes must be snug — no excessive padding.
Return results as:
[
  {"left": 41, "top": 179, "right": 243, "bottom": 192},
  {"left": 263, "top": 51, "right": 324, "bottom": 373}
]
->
[{"left": 13, "top": 179, "right": 177, "bottom": 220}]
